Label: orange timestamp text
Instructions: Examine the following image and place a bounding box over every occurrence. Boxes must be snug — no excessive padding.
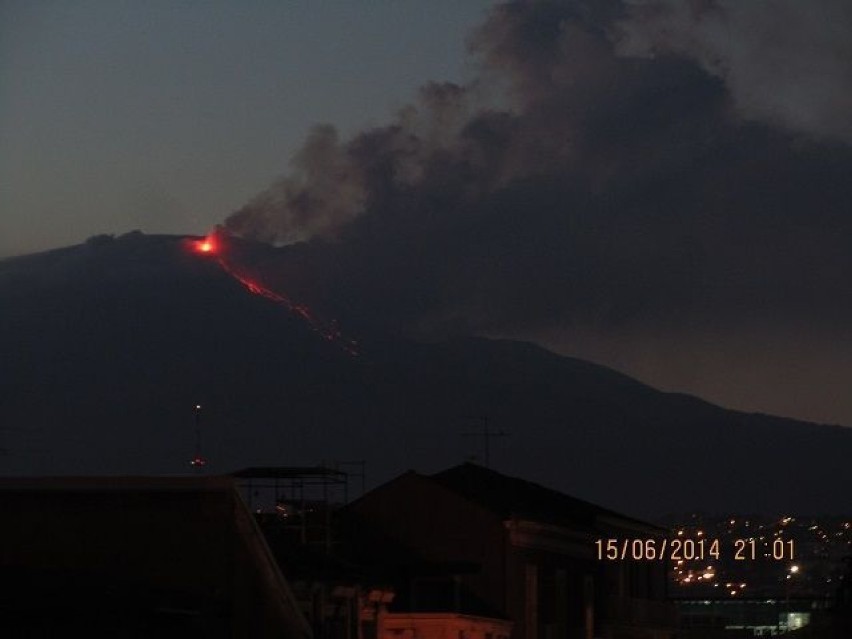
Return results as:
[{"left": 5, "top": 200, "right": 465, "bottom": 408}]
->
[{"left": 595, "top": 538, "right": 795, "bottom": 561}]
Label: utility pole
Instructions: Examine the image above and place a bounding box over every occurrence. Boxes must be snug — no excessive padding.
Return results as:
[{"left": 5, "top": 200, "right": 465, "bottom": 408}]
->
[{"left": 461, "top": 415, "right": 509, "bottom": 468}]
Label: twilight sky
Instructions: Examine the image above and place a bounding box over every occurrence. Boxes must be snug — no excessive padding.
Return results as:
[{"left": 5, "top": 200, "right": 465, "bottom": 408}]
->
[
  {"left": 3, "top": 0, "right": 852, "bottom": 428},
  {"left": 0, "top": 0, "right": 493, "bottom": 256}
]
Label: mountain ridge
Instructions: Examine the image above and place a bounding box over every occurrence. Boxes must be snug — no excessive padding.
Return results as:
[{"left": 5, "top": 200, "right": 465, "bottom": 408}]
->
[{"left": 1, "top": 232, "right": 849, "bottom": 518}]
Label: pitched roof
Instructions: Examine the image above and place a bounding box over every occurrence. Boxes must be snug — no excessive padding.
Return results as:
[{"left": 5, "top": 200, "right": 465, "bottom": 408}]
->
[{"left": 431, "top": 463, "right": 659, "bottom": 533}]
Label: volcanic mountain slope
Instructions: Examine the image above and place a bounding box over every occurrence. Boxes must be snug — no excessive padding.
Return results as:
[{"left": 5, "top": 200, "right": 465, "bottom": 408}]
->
[{"left": 1, "top": 232, "right": 849, "bottom": 518}]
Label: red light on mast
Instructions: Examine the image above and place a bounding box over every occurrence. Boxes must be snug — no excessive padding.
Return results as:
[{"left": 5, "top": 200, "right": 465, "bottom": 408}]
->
[{"left": 190, "top": 403, "right": 207, "bottom": 469}]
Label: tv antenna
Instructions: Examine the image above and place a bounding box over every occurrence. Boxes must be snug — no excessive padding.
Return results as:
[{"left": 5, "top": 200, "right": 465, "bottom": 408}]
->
[
  {"left": 461, "top": 415, "right": 509, "bottom": 468},
  {"left": 190, "top": 404, "right": 207, "bottom": 469}
]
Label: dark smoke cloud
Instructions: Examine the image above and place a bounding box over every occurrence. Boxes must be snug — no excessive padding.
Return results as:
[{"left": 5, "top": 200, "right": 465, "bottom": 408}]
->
[
  {"left": 226, "top": 125, "right": 367, "bottom": 244},
  {"left": 614, "top": 0, "right": 852, "bottom": 144},
  {"left": 224, "top": 0, "right": 852, "bottom": 346}
]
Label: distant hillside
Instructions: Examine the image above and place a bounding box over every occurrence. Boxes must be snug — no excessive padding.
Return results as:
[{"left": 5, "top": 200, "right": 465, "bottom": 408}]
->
[{"left": 1, "top": 232, "right": 849, "bottom": 518}]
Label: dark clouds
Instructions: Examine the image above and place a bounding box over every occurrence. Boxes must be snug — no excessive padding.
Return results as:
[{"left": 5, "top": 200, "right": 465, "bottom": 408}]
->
[
  {"left": 226, "top": 125, "right": 367, "bottom": 244},
  {"left": 615, "top": 0, "right": 852, "bottom": 144},
  {"left": 223, "top": 1, "right": 852, "bottom": 396}
]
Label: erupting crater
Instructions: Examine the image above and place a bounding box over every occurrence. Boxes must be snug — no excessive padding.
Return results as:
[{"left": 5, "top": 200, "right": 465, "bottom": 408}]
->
[{"left": 187, "top": 228, "right": 358, "bottom": 355}]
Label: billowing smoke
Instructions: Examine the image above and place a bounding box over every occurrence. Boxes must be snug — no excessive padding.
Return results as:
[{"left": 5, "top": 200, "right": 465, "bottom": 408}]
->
[
  {"left": 222, "top": 0, "right": 852, "bottom": 353},
  {"left": 614, "top": 0, "right": 852, "bottom": 144},
  {"left": 225, "top": 79, "right": 498, "bottom": 245},
  {"left": 226, "top": 125, "right": 367, "bottom": 244}
]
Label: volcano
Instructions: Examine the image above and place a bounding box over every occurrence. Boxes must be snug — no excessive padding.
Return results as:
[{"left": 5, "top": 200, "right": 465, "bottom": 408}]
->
[{"left": 1, "top": 231, "right": 850, "bottom": 518}]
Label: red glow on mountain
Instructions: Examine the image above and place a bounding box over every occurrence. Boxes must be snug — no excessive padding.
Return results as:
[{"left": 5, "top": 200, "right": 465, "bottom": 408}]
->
[
  {"left": 187, "top": 229, "right": 359, "bottom": 356},
  {"left": 193, "top": 236, "right": 217, "bottom": 254}
]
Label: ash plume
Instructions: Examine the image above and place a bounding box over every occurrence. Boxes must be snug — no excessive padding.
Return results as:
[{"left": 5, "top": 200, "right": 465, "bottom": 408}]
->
[
  {"left": 614, "top": 0, "right": 852, "bottom": 144},
  {"left": 223, "top": 0, "right": 852, "bottom": 344},
  {"left": 226, "top": 125, "right": 367, "bottom": 244}
]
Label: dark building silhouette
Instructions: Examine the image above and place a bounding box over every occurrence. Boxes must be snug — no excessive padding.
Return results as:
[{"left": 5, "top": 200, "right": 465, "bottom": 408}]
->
[
  {"left": 0, "top": 476, "right": 310, "bottom": 637},
  {"left": 232, "top": 466, "right": 395, "bottom": 639},
  {"left": 340, "top": 463, "right": 676, "bottom": 639}
]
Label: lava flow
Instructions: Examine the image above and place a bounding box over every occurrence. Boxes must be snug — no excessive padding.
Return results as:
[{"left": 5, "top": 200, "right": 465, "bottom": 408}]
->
[{"left": 188, "top": 230, "right": 359, "bottom": 356}]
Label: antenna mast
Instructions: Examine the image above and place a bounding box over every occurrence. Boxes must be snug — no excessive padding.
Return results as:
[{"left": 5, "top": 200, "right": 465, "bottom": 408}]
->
[
  {"left": 190, "top": 404, "right": 207, "bottom": 469},
  {"left": 462, "top": 415, "right": 509, "bottom": 468}
]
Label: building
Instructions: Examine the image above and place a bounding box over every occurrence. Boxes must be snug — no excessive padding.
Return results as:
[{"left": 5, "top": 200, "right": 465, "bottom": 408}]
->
[
  {"left": 340, "top": 463, "right": 677, "bottom": 639},
  {"left": 232, "top": 465, "right": 395, "bottom": 639},
  {"left": 0, "top": 476, "right": 310, "bottom": 637},
  {"left": 382, "top": 611, "right": 513, "bottom": 639}
]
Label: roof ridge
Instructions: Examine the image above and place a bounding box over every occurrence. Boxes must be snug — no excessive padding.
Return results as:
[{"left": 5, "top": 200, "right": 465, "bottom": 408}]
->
[{"left": 430, "top": 462, "right": 656, "bottom": 530}]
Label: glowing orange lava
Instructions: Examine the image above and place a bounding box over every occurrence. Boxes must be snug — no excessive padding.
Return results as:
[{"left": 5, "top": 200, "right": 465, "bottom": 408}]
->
[
  {"left": 219, "top": 262, "right": 360, "bottom": 356},
  {"left": 194, "top": 237, "right": 216, "bottom": 254},
  {"left": 187, "top": 230, "right": 359, "bottom": 356}
]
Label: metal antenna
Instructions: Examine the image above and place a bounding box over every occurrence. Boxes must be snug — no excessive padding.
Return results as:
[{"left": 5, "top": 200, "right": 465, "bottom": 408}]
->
[
  {"left": 190, "top": 404, "right": 207, "bottom": 469},
  {"left": 461, "top": 415, "right": 509, "bottom": 468}
]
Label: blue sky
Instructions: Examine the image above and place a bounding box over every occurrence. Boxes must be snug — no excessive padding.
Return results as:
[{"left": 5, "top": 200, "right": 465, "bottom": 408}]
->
[{"left": 0, "top": 1, "right": 494, "bottom": 257}]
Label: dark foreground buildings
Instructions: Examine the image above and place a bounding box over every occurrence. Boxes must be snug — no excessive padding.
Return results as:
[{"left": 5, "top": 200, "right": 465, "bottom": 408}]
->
[
  {"left": 5, "top": 464, "right": 847, "bottom": 637},
  {"left": 338, "top": 463, "right": 676, "bottom": 639},
  {"left": 0, "top": 476, "right": 310, "bottom": 637}
]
